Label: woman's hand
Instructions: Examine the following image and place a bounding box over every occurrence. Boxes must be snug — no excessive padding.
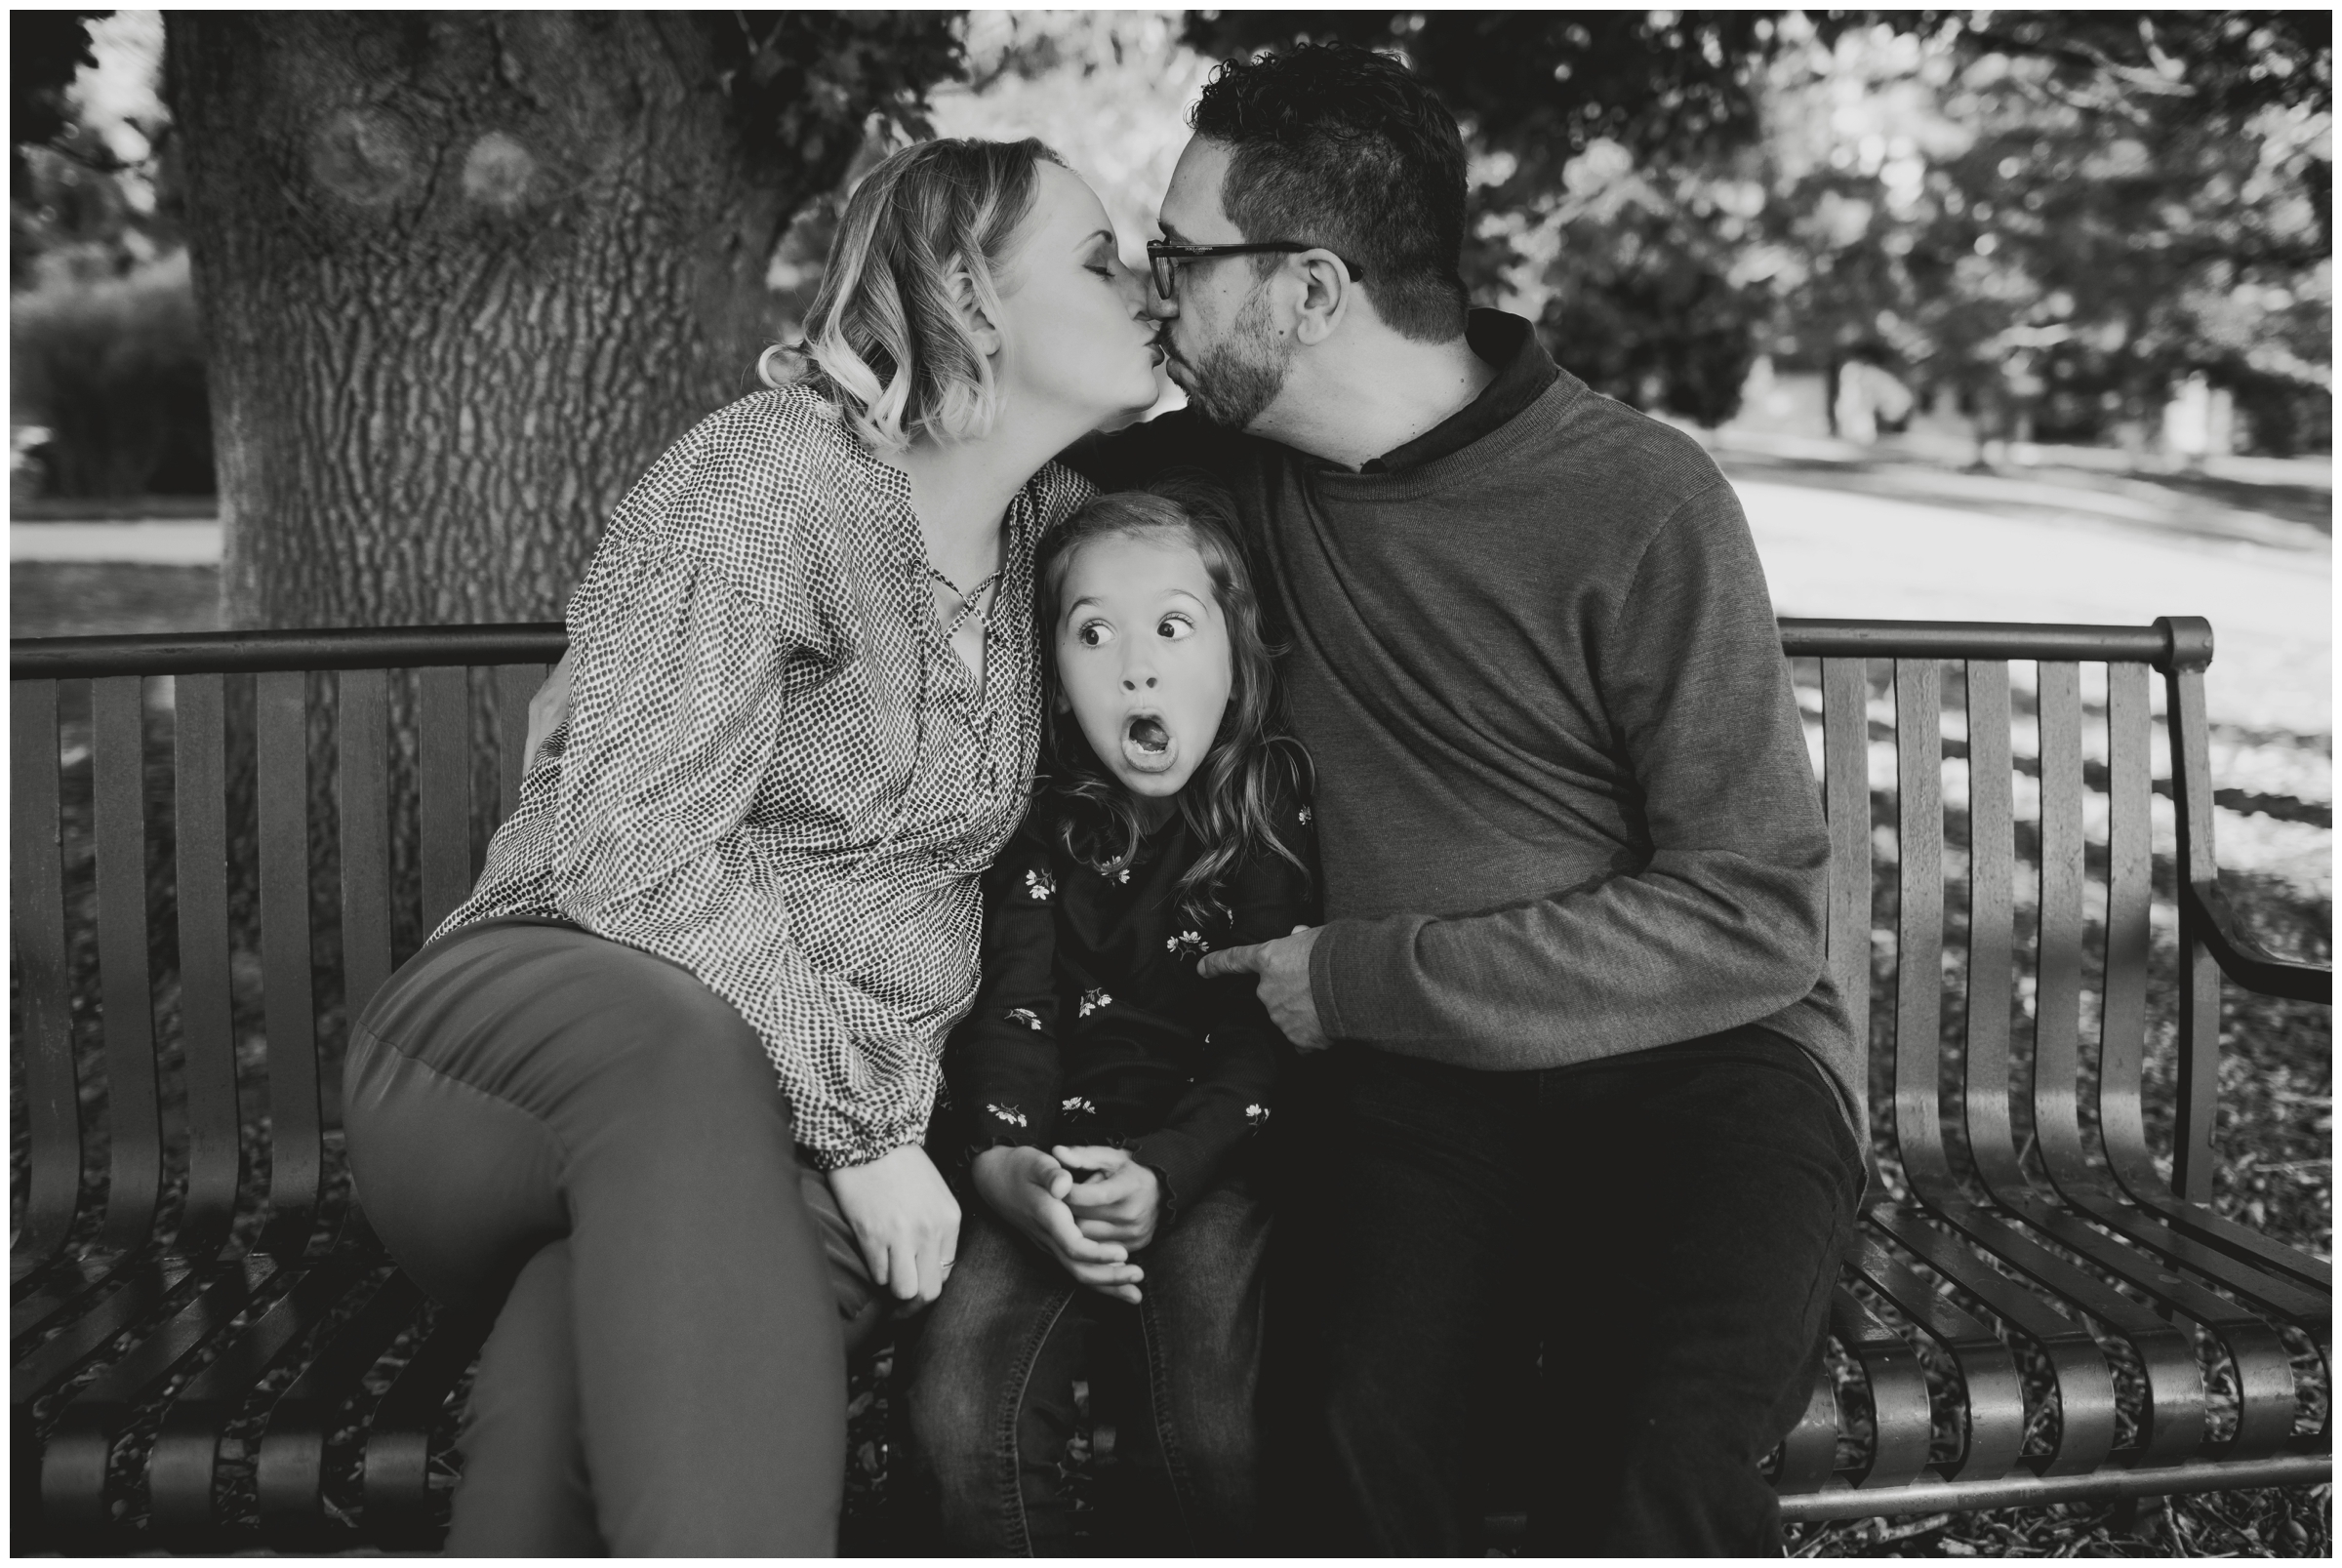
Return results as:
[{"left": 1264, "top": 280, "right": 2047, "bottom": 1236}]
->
[
  {"left": 829, "top": 1145, "right": 961, "bottom": 1309},
  {"left": 1054, "top": 1146, "right": 1162, "bottom": 1251},
  {"left": 972, "top": 1145, "right": 1145, "bottom": 1305},
  {"left": 523, "top": 648, "right": 576, "bottom": 768}
]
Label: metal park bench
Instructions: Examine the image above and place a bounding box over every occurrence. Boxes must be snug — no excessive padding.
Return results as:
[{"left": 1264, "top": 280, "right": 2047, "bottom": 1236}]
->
[{"left": 11, "top": 617, "right": 2331, "bottom": 1550}]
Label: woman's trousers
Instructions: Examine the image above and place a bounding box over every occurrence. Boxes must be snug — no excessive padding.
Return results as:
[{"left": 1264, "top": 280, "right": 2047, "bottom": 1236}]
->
[{"left": 345, "top": 917, "right": 882, "bottom": 1555}]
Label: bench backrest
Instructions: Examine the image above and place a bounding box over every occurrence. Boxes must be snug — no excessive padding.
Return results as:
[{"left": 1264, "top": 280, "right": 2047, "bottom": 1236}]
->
[{"left": 9, "top": 617, "right": 2237, "bottom": 1269}]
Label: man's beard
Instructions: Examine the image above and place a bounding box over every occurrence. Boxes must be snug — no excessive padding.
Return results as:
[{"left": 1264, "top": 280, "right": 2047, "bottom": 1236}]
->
[{"left": 1176, "top": 283, "right": 1293, "bottom": 430}]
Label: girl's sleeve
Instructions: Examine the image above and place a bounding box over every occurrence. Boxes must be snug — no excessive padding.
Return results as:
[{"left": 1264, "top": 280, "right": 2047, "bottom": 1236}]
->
[
  {"left": 1130, "top": 782, "right": 1316, "bottom": 1218},
  {"left": 943, "top": 828, "right": 1067, "bottom": 1161}
]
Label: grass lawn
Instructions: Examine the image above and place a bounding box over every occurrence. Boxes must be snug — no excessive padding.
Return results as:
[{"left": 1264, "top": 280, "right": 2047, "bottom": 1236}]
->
[{"left": 10, "top": 560, "right": 222, "bottom": 639}]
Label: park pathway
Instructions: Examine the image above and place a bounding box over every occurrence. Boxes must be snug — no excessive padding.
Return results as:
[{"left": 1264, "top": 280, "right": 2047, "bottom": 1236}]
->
[{"left": 1724, "top": 462, "right": 2330, "bottom": 901}]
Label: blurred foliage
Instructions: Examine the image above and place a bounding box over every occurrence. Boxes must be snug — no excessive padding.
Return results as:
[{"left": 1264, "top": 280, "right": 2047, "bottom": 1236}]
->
[
  {"left": 11, "top": 9, "right": 105, "bottom": 175},
  {"left": 12, "top": 250, "right": 214, "bottom": 496},
  {"left": 1185, "top": 10, "right": 2333, "bottom": 450},
  {"left": 12, "top": 12, "right": 200, "bottom": 498},
  {"left": 12, "top": 10, "right": 2332, "bottom": 472},
  {"left": 10, "top": 11, "right": 967, "bottom": 500},
  {"left": 12, "top": 10, "right": 181, "bottom": 287},
  {"left": 707, "top": 11, "right": 962, "bottom": 164}
]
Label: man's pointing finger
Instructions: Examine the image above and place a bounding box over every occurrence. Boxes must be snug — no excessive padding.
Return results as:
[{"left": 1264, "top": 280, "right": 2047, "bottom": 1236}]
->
[{"left": 1195, "top": 943, "right": 1267, "bottom": 980}]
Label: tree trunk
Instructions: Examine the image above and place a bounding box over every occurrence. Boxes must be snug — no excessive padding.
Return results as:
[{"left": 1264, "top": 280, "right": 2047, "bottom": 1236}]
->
[
  {"left": 166, "top": 12, "right": 810, "bottom": 629},
  {"left": 163, "top": 14, "right": 909, "bottom": 1007}
]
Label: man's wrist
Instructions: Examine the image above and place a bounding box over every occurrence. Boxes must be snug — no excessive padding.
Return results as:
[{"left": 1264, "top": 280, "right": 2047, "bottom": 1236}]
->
[{"left": 1307, "top": 918, "right": 1351, "bottom": 1043}]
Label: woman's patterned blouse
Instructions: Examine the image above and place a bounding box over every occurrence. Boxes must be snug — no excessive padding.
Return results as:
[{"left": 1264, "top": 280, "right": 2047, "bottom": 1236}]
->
[{"left": 440, "top": 384, "right": 1096, "bottom": 1169}]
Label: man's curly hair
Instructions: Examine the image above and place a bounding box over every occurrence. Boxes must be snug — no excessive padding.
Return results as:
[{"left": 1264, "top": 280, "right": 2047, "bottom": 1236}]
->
[{"left": 1190, "top": 42, "right": 1469, "bottom": 342}]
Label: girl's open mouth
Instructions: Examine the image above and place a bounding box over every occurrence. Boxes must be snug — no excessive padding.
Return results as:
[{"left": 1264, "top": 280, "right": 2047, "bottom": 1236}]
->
[{"left": 1121, "top": 714, "right": 1175, "bottom": 771}]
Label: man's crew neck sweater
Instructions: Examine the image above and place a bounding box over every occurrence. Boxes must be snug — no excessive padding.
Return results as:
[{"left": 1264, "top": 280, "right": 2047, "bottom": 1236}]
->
[{"left": 1074, "top": 312, "right": 1859, "bottom": 1129}]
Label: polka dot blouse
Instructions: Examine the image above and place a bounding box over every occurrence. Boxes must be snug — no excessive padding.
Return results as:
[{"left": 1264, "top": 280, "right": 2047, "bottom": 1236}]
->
[{"left": 441, "top": 383, "right": 1096, "bottom": 1168}]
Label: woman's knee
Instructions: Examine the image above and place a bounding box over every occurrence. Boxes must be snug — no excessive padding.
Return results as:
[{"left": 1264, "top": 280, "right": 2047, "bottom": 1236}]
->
[{"left": 343, "top": 1027, "right": 568, "bottom": 1309}]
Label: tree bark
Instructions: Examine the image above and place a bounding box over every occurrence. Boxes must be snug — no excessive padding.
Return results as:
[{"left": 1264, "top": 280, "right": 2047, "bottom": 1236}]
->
[
  {"left": 161, "top": 13, "right": 923, "bottom": 988},
  {"left": 166, "top": 12, "right": 812, "bottom": 629}
]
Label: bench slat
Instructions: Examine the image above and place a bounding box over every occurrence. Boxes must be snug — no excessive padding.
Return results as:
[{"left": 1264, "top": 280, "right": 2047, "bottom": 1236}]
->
[
  {"left": 148, "top": 1257, "right": 371, "bottom": 1531},
  {"left": 1976, "top": 663, "right": 2304, "bottom": 1461},
  {"left": 2031, "top": 663, "right": 2090, "bottom": 1188},
  {"left": 1773, "top": 1368, "right": 1841, "bottom": 1494},
  {"left": 1892, "top": 660, "right": 1951, "bottom": 1180},
  {"left": 1979, "top": 1186, "right": 2303, "bottom": 1457},
  {"left": 1917, "top": 1194, "right": 2209, "bottom": 1464},
  {"left": 1891, "top": 662, "right": 2211, "bottom": 1468},
  {"left": 39, "top": 1259, "right": 269, "bottom": 1527},
  {"left": 2111, "top": 652, "right": 2333, "bottom": 1290},
  {"left": 1846, "top": 1234, "right": 2025, "bottom": 1483},
  {"left": 1829, "top": 1284, "right": 1934, "bottom": 1488},
  {"left": 1959, "top": 663, "right": 2020, "bottom": 1182},
  {"left": 418, "top": 666, "right": 472, "bottom": 938},
  {"left": 2163, "top": 662, "right": 2223, "bottom": 1203},
  {"left": 2032, "top": 1184, "right": 2327, "bottom": 1329},
  {"left": 174, "top": 673, "right": 241, "bottom": 1260},
  {"left": 495, "top": 663, "right": 544, "bottom": 831},
  {"left": 1819, "top": 659, "right": 1871, "bottom": 1062},
  {"left": 1866, "top": 1207, "right": 2120, "bottom": 1475},
  {"left": 339, "top": 670, "right": 393, "bottom": 1025},
  {"left": 257, "top": 1267, "right": 427, "bottom": 1539},
  {"left": 93, "top": 676, "right": 165, "bottom": 1254},
  {"left": 11, "top": 679, "right": 80, "bottom": 1276},
  {"left": 13, "top": 1260, "right": 190, "bottom": 1404},
  {"left": 257, "top": 672, "right": 322, "bottom": 1261},
  {"left": 363, "top": 1306, "right": 493, "bottom": 1547},
  {"left": 2095, "top": 663, "right": 2156, "bottom": 1185}
]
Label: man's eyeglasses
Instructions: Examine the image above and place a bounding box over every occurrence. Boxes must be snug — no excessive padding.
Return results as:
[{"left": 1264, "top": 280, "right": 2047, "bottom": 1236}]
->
[{"left": 1146, "top": 239, "right": 1366, "bottom": 302}]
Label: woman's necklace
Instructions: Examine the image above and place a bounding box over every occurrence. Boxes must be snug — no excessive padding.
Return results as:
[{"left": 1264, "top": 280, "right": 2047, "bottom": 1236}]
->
[{"left": 926, "top": 562, "right": 1001, "bottom": 642}]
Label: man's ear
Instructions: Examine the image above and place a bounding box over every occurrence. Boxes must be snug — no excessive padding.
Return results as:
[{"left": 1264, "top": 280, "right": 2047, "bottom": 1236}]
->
[{"left": 1290, "top": 252, "right": 1354, "bottom": 348}]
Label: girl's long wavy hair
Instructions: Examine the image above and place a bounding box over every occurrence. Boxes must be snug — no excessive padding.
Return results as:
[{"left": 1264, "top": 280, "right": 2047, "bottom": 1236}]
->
[
  {"left": 1034, "top": 475, "right": 1312, "bottom": 924},
  {"left": 759, "top": 137, "right": 1065, "bottom": 452}
]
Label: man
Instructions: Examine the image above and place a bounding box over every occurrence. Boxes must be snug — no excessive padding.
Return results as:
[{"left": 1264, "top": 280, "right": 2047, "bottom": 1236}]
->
[{"left": 1074, "top": 43, "right": 1866, "bottom": 1556}]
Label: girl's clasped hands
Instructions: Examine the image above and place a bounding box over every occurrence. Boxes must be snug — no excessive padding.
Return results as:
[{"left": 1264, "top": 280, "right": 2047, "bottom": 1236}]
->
[{"left": 970, "top": 1142, "right": 1156, "bottom": 1304}]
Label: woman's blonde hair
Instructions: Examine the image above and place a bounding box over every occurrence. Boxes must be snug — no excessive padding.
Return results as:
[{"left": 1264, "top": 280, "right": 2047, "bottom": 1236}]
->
[{"left": 760, "top": 137, "right": 1066, "bottom": 452}]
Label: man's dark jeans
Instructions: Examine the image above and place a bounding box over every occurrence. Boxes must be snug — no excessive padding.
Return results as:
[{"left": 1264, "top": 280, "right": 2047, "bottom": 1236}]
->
[
  {"left": 1272, "top": 1025, "right": 1864, "bottom": 1556},
  {"left": 902, "top": 1175, "right": 1271, "bottom": 1554}
]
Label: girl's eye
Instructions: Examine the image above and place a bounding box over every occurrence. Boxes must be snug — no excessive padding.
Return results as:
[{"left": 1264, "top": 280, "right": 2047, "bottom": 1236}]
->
[
  {"left": 1076, "top": 621, "right": 1114, "bottom": 649},
  {"left": 1156, "top": 613, "right": 1194, "bottom": 641}
]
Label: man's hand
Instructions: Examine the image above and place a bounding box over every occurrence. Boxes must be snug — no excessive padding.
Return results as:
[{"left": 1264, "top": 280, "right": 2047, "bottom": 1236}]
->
[
  {"left": 829, "top": 1144, "right": 960, "bottom": 1310},
  {"left": 523, "top": 648, "right": 576, "bottom": 769},
  {"left": 1196, "top": 924, "right": 1328, "bottom": 1051},
  {"left": 1054, "top": 1146, "right": 1162, "bottom": 1251},
  {"left": 972, "top": 1145, "right": 1146, "bottom": 1305}
]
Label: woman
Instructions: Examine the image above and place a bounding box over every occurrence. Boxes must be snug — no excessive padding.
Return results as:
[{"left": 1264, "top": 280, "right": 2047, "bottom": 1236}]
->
[{"left": 343, "top": 137, "right": 1163, "bottom": 1554}]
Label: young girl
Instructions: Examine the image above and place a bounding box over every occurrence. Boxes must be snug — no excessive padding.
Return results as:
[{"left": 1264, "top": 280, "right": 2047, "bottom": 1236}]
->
[{"left": 901, "top": 478, "right": 1315, "bottom": 1554}]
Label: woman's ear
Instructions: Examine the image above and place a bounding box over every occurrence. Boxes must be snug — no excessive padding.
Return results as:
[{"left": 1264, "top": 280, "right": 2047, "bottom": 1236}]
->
[
  {"left": 970, "top": 299, "right": 1003, "bottom": 359},
  {"left": 949, "top": 261, "right": 1005, "bottom": 357}
]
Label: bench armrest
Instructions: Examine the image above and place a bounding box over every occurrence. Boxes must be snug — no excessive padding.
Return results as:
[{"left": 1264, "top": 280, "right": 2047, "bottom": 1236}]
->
[{"left": 2184, "top": 880, "right": 2331, "bottom": 1004}]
